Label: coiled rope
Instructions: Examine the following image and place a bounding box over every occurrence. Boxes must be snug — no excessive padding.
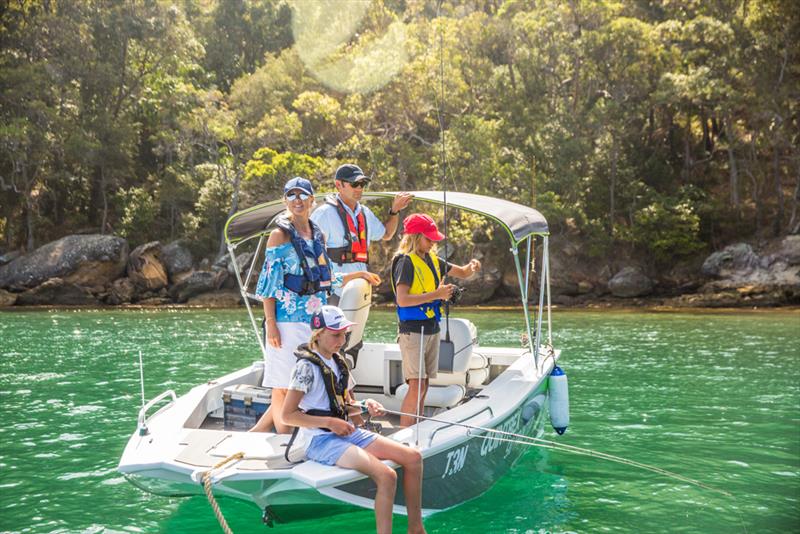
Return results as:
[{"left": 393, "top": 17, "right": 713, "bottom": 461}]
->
[{"left": 202, "top": 451, "right": 245, "bottom": 534}]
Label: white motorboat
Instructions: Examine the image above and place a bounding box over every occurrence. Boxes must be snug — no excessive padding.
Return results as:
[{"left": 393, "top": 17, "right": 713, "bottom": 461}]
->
[{"left": 118, "top": 191, "right": 565, "bottom": 525}]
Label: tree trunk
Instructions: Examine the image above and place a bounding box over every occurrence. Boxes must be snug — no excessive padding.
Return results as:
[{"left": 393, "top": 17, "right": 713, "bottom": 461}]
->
[
  {"left": 788, "top": 160, "right": 800, "bottom": 233},
  {"left": 682, "top": 113, "right": 692, "bottom": 182},
  {"left": 772, "top": 144, "right": 784, "bottom": 236},
  {"left": 725, "top": 113, "right": 740, "bottom": 210},
  {"left": 701, "top": 110, "right": 711, "bottom": 154},
  {"left": 100, "top": 167, "right": 109, "bottom": 235},
  {"left": 609, "top": 134, "right": 618, "bottom": 235}
]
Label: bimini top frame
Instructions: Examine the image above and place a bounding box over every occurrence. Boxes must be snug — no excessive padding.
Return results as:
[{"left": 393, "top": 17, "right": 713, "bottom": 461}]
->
[{"left": 224, "top": 191, "right": 553, "bottom": 369}]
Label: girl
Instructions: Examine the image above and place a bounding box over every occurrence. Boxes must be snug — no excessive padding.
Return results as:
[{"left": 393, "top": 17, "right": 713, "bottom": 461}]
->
[
  {"left": 283, "top": 305, "right": 427, "bottom": 534},
  {"left": 390, "top": 213, "right": 481, "bottom": 427}
]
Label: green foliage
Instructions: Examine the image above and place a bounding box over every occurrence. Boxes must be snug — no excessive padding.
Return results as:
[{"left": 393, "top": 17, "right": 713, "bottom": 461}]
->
[
  {"left": 1, "top": 0, "right": 796, "bottom": 263},
  {"left": 184, "top": 164, "right": 235, "bottom": 256},
  {"left": 242, "top": 148, "right": 326, "bottom": 206},
  {"left": 629, "top": 194, "right": 706, "bottom": 265},
  {"left": 116, "top": 187, "right": 159, "bottom": 247}
]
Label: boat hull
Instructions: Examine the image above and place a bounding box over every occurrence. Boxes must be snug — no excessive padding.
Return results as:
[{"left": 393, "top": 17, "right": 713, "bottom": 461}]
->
[{"left": 122, "top": 388, "right": 548, "bottom": 524}]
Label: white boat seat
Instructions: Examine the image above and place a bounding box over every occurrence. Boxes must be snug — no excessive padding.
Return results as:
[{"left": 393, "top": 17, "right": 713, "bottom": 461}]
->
[
  {"left": 432, "top": 366, "right": 489, "bottom": 388},
  {"left": 175, "top": 429, "right": 304, "bottom": 470},
  {"left": 339, "top": 278, "right": 372, "bottom": 368},
  {"left": 431, "top": 318, "right": 491, "bottom": 389},
  {"left": 437, "top": 318, "right": 477, "bottom": 373},
  {"left": 395, "top": 383, "right": 466, "bottom": 409}
]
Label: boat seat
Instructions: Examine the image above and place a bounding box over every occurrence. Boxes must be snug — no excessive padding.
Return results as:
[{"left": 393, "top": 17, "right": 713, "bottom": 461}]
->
[
  {"left": 338, "top": 278, "right": 372, "bottom": 369},
  {"left": 431, "top": 318, "right": 490, "bottom": 389},
  {"left": 395, "top": 383, "right": 466, "bottom": 409},
  {"left": 175, "top": 429, "right": 304, "bottom": 470}
]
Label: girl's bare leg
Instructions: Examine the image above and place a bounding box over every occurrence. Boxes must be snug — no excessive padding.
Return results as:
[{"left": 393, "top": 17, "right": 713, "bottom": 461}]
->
[
  {"left": 365, "top": 436, "right": 426, "bottom": 534},
  {"left": 269, "top": 388, "right": 293, "bottom": 434},
  {"left": 399, "top": 379, "right": 428, "bottom": 427},
  {"left": 249, "top": 408, "right": 274, "bottom": 432},
  {"left": 337, "top": 445, "right": 398, "bottom": 534}
]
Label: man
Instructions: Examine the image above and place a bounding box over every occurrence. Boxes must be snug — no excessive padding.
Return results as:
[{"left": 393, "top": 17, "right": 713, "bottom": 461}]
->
[{"left": 311, "top": 163, "right": 413, "bottom": 302}]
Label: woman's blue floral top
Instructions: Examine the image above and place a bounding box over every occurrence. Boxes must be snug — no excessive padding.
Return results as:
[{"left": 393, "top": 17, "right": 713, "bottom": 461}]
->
[{"left": 255, "top": 241, "right": 344, "bottom": 323}]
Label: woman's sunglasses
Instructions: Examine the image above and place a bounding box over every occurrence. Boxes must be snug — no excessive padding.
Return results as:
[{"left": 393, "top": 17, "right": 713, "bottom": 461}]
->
[{"left": 285, "top": 192, "right": 311, "bottom": 201}]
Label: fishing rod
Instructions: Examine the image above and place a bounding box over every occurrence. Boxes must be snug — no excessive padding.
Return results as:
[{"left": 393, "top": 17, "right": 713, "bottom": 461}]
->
[
  {"left": 435, "top": 0, "right": 456, "bottom": 364},
  {"left": 349, "top": 402, "right": 732, "bottom": 498}
]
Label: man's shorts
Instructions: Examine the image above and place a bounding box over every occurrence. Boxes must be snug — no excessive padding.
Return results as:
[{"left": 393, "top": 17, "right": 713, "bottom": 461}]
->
[
  {"left": 398, "top": 331, "right": 441, "bottom": 380},
  {"left": 305, "top": 428, "right": 378, "bottom": 466}
]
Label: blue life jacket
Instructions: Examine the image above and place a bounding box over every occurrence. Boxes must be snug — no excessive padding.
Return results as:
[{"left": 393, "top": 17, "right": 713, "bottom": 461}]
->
[
  {"left": 391, "top": 252, "right": 443, "bottom": 322},
  {"left": 275, "top": 216, "right": 333, "bottom": 296}
]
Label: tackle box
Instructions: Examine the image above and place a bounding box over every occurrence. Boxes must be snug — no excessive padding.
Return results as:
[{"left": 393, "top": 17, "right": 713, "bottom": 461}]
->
[{"left": 222, "top": 384, "right": 271, "bottom": 431}]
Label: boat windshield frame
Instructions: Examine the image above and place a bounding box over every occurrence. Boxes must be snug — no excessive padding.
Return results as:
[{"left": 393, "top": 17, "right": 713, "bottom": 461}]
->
[{"left": 224, "top": 192, "right": 553, "bottom": 370}]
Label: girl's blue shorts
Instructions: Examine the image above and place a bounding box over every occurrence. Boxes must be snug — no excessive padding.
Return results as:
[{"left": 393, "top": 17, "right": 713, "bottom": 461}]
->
[{"left": 306, "top": 427, "right": 378, "bottom": 466}]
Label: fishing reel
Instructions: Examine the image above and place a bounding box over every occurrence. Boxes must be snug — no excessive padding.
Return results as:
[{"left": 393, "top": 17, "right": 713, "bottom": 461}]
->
[{"left": 448, "top": 285, "right": 464, "bottom": 305}]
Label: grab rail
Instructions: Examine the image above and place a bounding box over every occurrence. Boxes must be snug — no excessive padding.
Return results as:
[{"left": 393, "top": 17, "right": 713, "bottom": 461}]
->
[
  {"left": 137, "top": 389, "right": 177, "bottom": 435},
  {"left": 428, "top": 405, "right": 494, "bottom": 446}
]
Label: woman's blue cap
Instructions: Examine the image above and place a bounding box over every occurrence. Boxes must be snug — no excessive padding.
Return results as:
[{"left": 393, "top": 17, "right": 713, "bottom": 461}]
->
[{"left": 284, "top": 177, "right": 314, "bottom": 196}]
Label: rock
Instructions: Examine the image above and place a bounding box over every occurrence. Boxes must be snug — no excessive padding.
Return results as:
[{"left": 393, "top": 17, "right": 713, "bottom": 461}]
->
[
  {"left": 669, "top": 283, "right": 800, "bottom": 307},
  {"left": 457, "top": 267, "right": 502, "bottom": 305},
  {"left": 127, "top": 242, "right": 168, "bottom": 291},
  {"left": 608, "top": 267, "right": 653, "bottom": 298},
  {"left": 187, "top": 290, "right": 243, "bottom": 307},
  {"left": 577, "top": 280, "right": 594, "bottom": 294},
  {"left": 136, "top": 297, "right": 172, "bottom": 306},
  {"left": 161, "top": 241, "right": 193, "bottom": 283},
  {"left": 0, "top": 250, "right": 22, "bottom": 266},
  {"left": 0, "top": 235, "right": 128, "bottom": 291},
  {"left": 779, "top": 235, "right": 800, "bottom": 265},
  {"left": 0, "top": 288, "right": 17, "bottom": 307},
  {"left": 168, "top": 270, "right": 225, "bottom": 303},
  {"left": 16, "top": 278, "right": 98, "bottom": 305},
  {"left": 107, "top": 277, "right": 136, "bottom": 305},
  {"left": 701, "top": 243, "right": 760, "bottom": 279}
]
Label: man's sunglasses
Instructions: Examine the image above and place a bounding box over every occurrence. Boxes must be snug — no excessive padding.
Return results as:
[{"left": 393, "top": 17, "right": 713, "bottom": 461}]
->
[
  {"left": 348, "top": 180, "right": 369, "bottom": 189},
  {"left": 285, "top": 192, "right": 311, "bottom": 201}
]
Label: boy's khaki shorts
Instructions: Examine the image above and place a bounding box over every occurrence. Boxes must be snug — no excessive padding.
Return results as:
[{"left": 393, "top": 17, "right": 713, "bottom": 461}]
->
[{"left": 398, "top": 331, "right": 440, "bottom": 379}]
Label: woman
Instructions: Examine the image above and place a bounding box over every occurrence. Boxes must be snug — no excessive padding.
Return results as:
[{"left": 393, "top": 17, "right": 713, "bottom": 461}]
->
[
  {"left": 251, "top": 177, "right": 380, "bottom": 434},
  {"left": 282, "top": 305, "right": 426, "bottom": 534},
  {"left": 390, "top": 213, "right": 481, "bottom": 427}
]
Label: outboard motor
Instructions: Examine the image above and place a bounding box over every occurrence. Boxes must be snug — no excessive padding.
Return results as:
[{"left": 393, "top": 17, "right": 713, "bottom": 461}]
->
[{"left": 549, "top": 366, "right": 569, "bottom": 435}]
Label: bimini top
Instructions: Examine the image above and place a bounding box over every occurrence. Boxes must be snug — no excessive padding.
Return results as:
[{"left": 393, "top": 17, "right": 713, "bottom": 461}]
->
[{"left": 224, "top": 191, "right": 549, "bottom": 246}]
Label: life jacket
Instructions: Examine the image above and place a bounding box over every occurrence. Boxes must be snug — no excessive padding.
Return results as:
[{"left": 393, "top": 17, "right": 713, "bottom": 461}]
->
[
  {"left": 283, "top": 344, "right": 352, "bottom": 463},
  {"left": 275, "top": 216, "right": 332, "bottom": 296},
  {"left": 325, "top": 195, "right": 369, "bottom": 265},
  {"left": 293, "top": 343, "right": 350, "bottom": 421},
  {"left": 390, "top": 252, "right": 443, "bottom": 322}
]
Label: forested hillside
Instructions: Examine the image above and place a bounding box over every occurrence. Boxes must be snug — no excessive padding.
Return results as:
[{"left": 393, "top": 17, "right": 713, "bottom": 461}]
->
[{"left": 2, "top": 0, "right": 798, "bottom": 265}]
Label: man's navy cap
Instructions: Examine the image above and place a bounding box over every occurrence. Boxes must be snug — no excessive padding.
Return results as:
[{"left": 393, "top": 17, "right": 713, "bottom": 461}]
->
[
  {"left": 284, "top": 177, "right": 314, "bottom": 196},
  {"left": 334, "top": 164, "right": 371, "bottom": 183}
]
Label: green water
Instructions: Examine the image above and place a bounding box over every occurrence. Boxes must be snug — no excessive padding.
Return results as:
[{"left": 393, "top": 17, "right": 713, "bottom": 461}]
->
[{"left": 0, "top": 308, "right": 798, "bottom": 533}]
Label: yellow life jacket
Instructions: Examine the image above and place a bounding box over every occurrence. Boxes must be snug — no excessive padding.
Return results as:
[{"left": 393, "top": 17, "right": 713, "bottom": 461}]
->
[{"left": 392, "top": 252, "right": 442, "bottom": 322}]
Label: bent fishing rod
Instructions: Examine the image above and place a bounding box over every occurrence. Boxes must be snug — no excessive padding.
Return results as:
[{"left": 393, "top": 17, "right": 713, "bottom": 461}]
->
[{"left": 349, "top": 401, "right": 732, "bottom": 498}]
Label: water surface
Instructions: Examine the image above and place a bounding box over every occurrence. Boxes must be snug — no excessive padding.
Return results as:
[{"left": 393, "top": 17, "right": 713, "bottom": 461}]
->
[{"left": 0, "top": 308, "right": 798, "bottom": 533}]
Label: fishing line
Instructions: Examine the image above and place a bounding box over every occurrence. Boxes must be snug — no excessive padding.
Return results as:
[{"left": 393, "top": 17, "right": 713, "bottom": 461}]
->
[{"left": 351, "top": 402, "right": 732, "bottom": 497}]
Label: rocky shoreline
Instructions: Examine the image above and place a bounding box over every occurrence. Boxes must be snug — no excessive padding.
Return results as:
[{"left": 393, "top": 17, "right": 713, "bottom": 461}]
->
[{"left": 1, "top": 234, "right": 799, "bottom": 310}]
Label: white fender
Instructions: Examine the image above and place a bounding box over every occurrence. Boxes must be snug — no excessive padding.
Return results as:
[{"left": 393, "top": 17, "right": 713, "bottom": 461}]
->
[{"left": 549, "top": 366, "right": 569, "bottom": 435}]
